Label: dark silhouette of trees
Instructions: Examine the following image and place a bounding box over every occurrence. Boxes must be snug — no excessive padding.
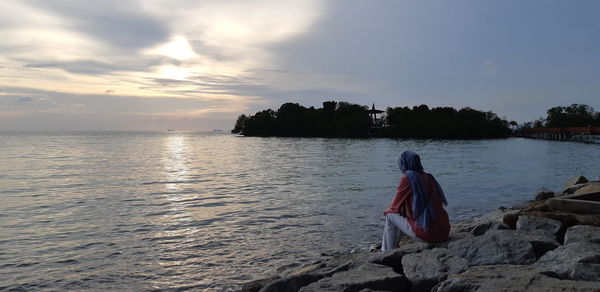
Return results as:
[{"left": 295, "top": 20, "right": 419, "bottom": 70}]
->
[
  {"left": 231, "top": 114, "right": 247, "bottom": 134},
  {"left": 232, "top": 101, "right": 371, "bottom": 137},
  {"left": 545, "top": 104, "right": 599, "bottom": 127},
  {"left": 523, "top": 104, "right": 600, "bottom": 128},
  {"left": 233, "top": 101, "right": 511, "bottom": 139},
  {"left": 332, "top": 102, "right": 371, "bottom": 137},
  {"left": 382, "top": 105, "right": 510, "bottom": 138},
  {"left": 241, "top": 109, "right": 276, "bottom": 136}
]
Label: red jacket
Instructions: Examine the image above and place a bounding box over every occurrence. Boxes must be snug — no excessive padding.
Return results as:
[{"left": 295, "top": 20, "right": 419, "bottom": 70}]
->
[{"left": 384, "top": 173, "right": 450, "bottom": 243}]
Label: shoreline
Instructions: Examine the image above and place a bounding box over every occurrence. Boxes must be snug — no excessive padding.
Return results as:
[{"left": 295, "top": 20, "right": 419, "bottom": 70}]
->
[{"left": 241, "top": 175, "right": 600, "bottom": 292}]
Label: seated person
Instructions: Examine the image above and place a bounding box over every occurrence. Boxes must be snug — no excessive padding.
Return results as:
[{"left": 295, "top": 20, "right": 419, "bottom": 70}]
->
[{"left": 382, "top": 150, "right": 450, "bottom": 251}]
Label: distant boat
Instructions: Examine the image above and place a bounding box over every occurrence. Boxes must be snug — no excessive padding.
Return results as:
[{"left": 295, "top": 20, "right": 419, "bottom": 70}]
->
[
  {"left": 167, "top": 129, "right": 175, "bottom": 132},
  {"left": 212, "top": 129, "right": 223, "bottom": 132}
]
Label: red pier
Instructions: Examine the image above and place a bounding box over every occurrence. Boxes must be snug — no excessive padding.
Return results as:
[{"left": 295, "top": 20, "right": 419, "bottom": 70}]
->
[{"left": 519, "top": 127, "right": 600, "bottom": 143}]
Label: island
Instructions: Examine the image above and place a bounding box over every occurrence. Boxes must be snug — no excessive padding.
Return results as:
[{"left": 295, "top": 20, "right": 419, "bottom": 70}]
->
[{"left": 232, "top": 101, "right": 512, "bottom": 139}]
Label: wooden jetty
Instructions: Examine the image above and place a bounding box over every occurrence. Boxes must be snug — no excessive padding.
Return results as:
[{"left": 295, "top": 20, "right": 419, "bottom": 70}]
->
[{"left": 518, "top": 126, "right": 600, "bottom": 143}]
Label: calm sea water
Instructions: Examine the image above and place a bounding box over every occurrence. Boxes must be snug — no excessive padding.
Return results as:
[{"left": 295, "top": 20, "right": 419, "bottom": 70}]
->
[{"left": 1, "top": 131, "right": 599, "bottom": 291}]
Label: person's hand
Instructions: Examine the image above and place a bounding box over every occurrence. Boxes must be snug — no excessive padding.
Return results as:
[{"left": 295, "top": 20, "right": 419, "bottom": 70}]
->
[{"left": 399, "top": 206, "right": 406, "bottom": 217}]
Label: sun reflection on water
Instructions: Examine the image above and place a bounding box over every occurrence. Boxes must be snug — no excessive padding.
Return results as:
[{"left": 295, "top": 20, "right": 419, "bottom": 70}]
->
[{"left": 164, "top": 135, "right": 190, "bottom": 193}]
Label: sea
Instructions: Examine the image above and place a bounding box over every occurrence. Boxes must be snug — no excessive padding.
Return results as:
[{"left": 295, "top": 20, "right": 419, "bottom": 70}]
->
[{"left": 1, "top": 131, "right": 599, "bottom": 291}]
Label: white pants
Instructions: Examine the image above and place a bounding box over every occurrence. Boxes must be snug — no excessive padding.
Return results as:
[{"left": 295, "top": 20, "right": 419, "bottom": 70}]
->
[{"left": 381, "top": 213, "right": 417, "bottom": 252}]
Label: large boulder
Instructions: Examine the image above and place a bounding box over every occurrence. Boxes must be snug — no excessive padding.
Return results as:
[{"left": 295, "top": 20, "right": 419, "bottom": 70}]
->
[
  {"left": 401, "top": 248, "right": 467, "bottom": 292},
  {"left": 434, "top": 265, "right": 600, "bottom": 292},
  {"left": 534, "top": 242, "right": 600, "bottom": 281},
  {"left": 366, "top": 241, "right": 437, "bottom": 273},
  {"left": 449, "top": 208, "right": 509, "bottom": 239},
  {"left": 259, "top": 274, "right": 323, "bottom": 292},
  {"left": 564, "top": 225, "right": 600, "bottom": 244},
  {"left": 534, "top": 188, "right": 555, "bottom": 201},
  {"left": 447, "top": 229, "right": 558, "bottom": 266},
  {"left": 562, "top": 183, "right": 589, "bottom": 195},
  {"left": 469, "top": 220, "right": 510, "bottom": 236},
  {"left": 515, "top": 215, "right": 563, "bottom": 241},
  {"left": 259, "top": 253, "right": 371, "bottom": 292},
  {"left": 299, "top": 263, "right": 409, "bottom": 292},
  {"left": 502, "top": 209, "right": 521, "bottom": 229},
  {"left": 564, "top": 176, "right": 589, "bottom": 189},
  {"left": 574, "top": 182, "right": 600, "bottom": 196}
]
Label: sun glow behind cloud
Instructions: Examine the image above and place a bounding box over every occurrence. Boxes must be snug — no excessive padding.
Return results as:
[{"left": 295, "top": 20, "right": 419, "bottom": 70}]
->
[{"left": 149, "top": 36, "right": 197, "bottom": 61}]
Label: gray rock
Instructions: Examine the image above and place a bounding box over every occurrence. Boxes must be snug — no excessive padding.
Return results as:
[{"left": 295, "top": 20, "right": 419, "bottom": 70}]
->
[
  {"left": 447, "top": 230, "right": 533, "bottom": 266},
  {"left": 366, "top": 241, "right": 435, "bottom": 273},
  {"left": 299, "top": 263, "right": 409, "bottom": 292},
  {"left": 515, "top": 215, "right": 563, "bottom": 240},
  {"left": 574, "top": 182, "right": 600, "bottom": 195},
  {"left": 434, "top": 265, "right": 600, "bottom": 292},
  {"left": 502, "top": 209, "right": 521, "bottom": 229},
  {"left": 259, "top": 274, "right": 323, "bottom": 292},
  {"left": 534, "top": 188, "right": 555, "bottom": 201},
  {"left": 401, "top": 248, "right": 467, "bottom": 292},
  {"left": 447, "top": 229, "right": 558, "bottom": 266},
  {"left": 241, "top": 276, "right": 280, "bottom": 292},
  {"left": 469, "top": 220, "right": 510, "bottom": 236},
  {"left": 449, "top": 208, "right": 509, "bottom": 240},
  {"left": 523, "top": 231, "right": 561, "bottom": 258},
  {"left": 565, "top": 225, "right": 600, "bottom": 244},
  {"left": 564, "top": 176, "right": 589, "bottom": 189},
  {"left": 534, "top": 242, "right": 600, "bottom": 281},
  {"left": 475, "top": 207, "right": 508, "bottom": 223},
  {"left": 260, "top": 255, "right": 367, "bottom": 292},
  {"left": 562, "top": 183, "right": 589, "bottom": 195}
]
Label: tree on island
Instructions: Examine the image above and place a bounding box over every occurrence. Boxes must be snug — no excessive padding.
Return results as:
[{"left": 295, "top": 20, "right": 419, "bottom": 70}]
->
[
  {"left": 232, "top": 101, "right": 371, "bottom": 137},
  {"left": 523, "top": 104, "right": 600, "bottom": 128},
  {"left": 232, "top": 101, "right": 511, "bottom": 139},
  {"left": 382, "top": 105, "right": 510, "bottom": 139}
]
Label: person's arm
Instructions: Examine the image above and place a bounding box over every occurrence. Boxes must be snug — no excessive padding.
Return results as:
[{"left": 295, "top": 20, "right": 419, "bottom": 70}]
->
[{"left": 385, "top": 176, "right": 412, "bottom": 215}]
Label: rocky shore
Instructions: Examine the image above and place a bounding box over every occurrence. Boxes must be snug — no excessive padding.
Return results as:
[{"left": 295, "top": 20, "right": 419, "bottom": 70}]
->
[{"left": 241, "top": 176, "right": 600, "bottom": 292}]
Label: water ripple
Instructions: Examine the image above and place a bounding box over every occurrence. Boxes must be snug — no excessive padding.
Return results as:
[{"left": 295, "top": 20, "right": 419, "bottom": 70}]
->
[{"left": 1, "top": 133, "right": 599, "bottom": 291}]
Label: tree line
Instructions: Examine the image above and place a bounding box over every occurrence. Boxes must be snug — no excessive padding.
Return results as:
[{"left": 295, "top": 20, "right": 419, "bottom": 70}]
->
[
  {"left": 232, "top": 101, "right": 512, "bottom": 139},
  {"left": 522, "top": 104, "right": 600, "bottom": 129}
]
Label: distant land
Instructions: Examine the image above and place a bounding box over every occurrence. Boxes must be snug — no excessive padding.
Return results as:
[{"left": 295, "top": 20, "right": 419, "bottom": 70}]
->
[
  {"left": 232, "top": 101, "right": 512, "bottom": 139},
  {"left": 232, "top": 102, "right": 600, "bottom": 139},
  {"left": 520, "top": 104, "right": 600, "bottom": 129}
]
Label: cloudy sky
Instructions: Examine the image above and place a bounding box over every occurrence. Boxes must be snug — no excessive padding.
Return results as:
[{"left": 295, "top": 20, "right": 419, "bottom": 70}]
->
[{"left": 1, "top": 0, "right": 599, "bottom": 131}]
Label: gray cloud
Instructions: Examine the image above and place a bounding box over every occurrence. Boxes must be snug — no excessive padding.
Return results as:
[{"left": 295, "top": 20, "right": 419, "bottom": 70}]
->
[
  {"left": 21, "top": 57, "right": 177, "bottom": 75},
  {"left": 141, "top": 72, "right": 363, "bottom": 110},
  {"left": 1, "top": 86, "right": 225, "bottom": 115},
  {"left": 24, "top": 61, "right": 117, "bottom": 75},
  {"left": 24, "top": 0, "right": 169, "bottom": 50},
  {"left": 16, "top": 96, "right": 34, "bottom": 103}
]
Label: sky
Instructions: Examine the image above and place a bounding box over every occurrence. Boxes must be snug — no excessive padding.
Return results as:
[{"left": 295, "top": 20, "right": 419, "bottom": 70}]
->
[{"left": 1, "top": 0, "right": 599, "bottom": 131}]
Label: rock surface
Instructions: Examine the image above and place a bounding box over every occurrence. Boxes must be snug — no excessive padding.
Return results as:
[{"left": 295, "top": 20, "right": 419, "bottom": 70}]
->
[
  {"left": 534, "top": 187, "right": 555, "bottom": 201},
  {"left": 564, "top": 176, "right": 589, "bottom": 188},
  {"left": 574, "top": 182, "right": 600, "bottom": 195},
  {"left": 299, "top": 263, "right": 409, "bottom": 292},
  {"left": 565, "top": 225, "right": 600, "bottom": 244},
  {"left": 448, "top": 230, "right": 539, "bottom": 266},
  {"left": 515, "top": 215, "right": 563, "bottom": 240},
  {"left": 534, "top": 242, "right": 600, "bottom": 281},
  {"left": 434, "top": 265, "right": 600, "bottom": 292},
  {"left": 469, "top": 220, "right": 510, "bottom": 236},
  {"left": 562, "top": 183, "right": 589, "bottom": 195},
  {"left": 401, "top": 248, "right": 467, "bottom": 292}
]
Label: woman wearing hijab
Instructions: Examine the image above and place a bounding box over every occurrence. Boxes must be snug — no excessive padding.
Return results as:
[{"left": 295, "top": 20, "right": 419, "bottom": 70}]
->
[{"left": 382, "top": 150, "right": 450, "bottom": 251}]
